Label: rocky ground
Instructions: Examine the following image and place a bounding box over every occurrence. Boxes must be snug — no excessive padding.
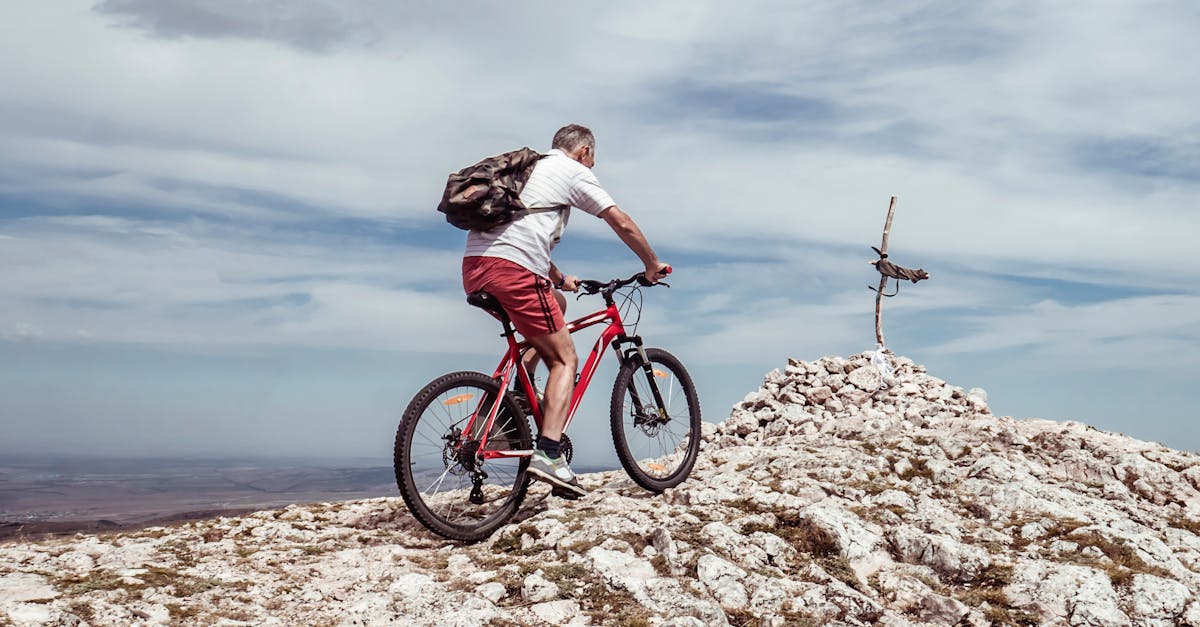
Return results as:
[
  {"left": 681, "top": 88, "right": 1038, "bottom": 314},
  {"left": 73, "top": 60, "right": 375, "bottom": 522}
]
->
[{"left": 3, "top": 353, "right": 1200, "bottom": 626}]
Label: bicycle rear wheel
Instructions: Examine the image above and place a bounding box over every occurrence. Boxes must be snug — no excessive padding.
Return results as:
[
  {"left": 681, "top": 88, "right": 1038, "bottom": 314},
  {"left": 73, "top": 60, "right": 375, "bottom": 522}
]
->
[
  {"left": 609, "top": 348, "right": 701, "bottom": 492},
  {"left": 394, "top": 371, "right": 532, "bottom": 542}
]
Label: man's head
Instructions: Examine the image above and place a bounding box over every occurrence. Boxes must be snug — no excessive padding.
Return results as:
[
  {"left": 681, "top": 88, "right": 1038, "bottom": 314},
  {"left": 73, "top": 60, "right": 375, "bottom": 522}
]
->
[{"left": 552, "top": 124, "right": 595, "bottom": 168}]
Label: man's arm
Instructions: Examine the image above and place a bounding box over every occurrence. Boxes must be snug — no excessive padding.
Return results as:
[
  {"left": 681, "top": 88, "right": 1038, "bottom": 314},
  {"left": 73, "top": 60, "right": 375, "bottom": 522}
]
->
[
  {"left": 600, "top": 206, "right": 670, "bottom": 281},
  {"left": 548, "top": 262, "right": 579, "bottom": 292}
]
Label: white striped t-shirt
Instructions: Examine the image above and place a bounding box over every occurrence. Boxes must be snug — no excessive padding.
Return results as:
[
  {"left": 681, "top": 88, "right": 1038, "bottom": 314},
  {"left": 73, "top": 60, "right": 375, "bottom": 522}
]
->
[{"left": 464, "top": 148, "right": 615, "bottom": 278}]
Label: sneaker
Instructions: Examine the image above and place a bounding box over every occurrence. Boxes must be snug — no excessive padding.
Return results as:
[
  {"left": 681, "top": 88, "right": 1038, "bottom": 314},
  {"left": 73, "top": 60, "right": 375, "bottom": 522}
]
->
[{"left": 527, "top": 449, "right": 586, "bottom": 498}]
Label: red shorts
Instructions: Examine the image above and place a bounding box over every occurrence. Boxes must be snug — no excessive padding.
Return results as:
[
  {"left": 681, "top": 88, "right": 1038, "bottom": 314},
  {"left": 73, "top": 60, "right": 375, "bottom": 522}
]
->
[{"left": 462, "top": 256, "right": 564, "bottom": 337}]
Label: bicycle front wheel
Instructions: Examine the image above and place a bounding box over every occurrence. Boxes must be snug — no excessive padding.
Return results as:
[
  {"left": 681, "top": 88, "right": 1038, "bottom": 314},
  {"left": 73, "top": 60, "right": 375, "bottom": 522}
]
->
[
  {"left": 394, "top": 371, "right": 532, "bottom": 542},
  {"left": 610, "top": 348, "right": 701, "bottom": 492}
]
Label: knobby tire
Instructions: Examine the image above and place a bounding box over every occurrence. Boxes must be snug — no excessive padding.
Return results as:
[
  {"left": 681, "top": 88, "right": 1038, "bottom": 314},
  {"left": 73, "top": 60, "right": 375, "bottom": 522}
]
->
[
  {"left": 609, "top": 348, "right": 701, "bottom": 492},
  {"left": 394, "top": 371, "right": 532, "bottom": 542}
]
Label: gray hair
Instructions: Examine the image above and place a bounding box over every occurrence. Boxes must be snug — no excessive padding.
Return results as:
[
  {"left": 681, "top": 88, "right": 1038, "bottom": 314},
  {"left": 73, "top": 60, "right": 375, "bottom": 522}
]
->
[{"left": 551, "top": 124, "right": 595, "bottom": 153}]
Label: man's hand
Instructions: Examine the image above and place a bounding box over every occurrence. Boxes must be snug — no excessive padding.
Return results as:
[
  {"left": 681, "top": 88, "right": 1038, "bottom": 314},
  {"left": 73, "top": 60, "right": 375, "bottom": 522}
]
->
[
  {"left": 644, "top": 262, "right": 671, "bottom": 284},
  {"left": 560, "top": 275, "right": 580, "bottom": 292}
]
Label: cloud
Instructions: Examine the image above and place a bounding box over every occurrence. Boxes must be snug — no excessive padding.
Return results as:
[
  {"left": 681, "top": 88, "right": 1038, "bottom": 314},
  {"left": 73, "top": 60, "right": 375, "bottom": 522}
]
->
[
  {"left": 3, "top": 322, "right": 44, "bottom": 342},
  {"left": 93, "top": 0, "right": 369, "bottom": 52},
  {"left": 1074, "top": 136, "right": 1200, "bottom": 182},
  {"left": 0, "top": 214, "right": 500, "bottom": 352},
  {"left": 924, "top": 294, "right": 1200, "bottom": 369}
]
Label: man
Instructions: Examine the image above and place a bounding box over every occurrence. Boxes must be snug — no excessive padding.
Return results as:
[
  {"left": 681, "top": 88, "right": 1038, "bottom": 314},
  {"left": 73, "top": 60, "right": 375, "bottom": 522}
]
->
[{"left": 462, "top": 124, "right": 670, "bottom": 498}]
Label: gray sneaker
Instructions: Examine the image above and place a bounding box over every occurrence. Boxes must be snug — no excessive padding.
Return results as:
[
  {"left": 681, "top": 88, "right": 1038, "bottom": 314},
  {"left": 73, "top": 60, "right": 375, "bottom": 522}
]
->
[{"left": 527, "top": 449, "right": 586, "bottom": 498}]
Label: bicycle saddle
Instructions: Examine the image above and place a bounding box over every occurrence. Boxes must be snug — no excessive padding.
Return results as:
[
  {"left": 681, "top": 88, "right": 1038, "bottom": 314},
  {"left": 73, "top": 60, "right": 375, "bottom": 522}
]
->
[{"left": 466, "top": 291, "right": 510, "bottom": 322}]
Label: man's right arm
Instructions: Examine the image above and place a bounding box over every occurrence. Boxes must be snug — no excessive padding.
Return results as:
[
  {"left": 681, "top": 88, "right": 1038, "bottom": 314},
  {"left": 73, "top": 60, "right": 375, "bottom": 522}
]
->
[{"left": 600, "top": 206, "right": 670, "bottom": 281}]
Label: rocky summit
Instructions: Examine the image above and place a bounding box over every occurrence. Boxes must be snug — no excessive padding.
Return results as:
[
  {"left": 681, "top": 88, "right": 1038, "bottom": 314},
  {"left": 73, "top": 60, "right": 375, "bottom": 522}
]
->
[{"left": 4, "top": 353, "right": 1200, "bottom": 626}]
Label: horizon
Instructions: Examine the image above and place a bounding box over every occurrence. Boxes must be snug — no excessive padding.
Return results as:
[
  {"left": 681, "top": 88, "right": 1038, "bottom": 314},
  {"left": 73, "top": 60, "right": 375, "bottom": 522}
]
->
[{"left": 2, "top": 2, "right": 1198, "bottom": 467}]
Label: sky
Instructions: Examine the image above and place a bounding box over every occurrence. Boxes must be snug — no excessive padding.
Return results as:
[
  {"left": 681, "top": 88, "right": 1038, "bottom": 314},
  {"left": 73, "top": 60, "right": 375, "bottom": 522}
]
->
[{"left": 1, "top": 1, "right": 1198, "bottom": 468}]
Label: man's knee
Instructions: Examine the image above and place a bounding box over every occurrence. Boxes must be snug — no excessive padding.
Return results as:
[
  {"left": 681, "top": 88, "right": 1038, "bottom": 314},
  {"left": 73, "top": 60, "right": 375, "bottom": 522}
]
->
[{"left": 530, "top": 330, "right": 576, "bottom": 369}]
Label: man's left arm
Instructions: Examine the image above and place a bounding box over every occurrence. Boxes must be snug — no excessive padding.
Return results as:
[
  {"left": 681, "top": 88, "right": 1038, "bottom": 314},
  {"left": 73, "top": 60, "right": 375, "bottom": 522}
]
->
[{"left": 600, "top": 206, "right": 670, "bottom": 282}]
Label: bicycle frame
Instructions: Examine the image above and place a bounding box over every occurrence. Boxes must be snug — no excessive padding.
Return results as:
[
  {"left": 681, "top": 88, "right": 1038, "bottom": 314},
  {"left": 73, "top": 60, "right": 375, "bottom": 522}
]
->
[{"left": 464, "top": 298, "right": 638, "bottom": 461}]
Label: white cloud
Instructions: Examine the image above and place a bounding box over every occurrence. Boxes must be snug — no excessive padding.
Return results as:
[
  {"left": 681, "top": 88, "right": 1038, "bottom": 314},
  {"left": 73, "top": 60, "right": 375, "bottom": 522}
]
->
[
  {"left": 3, "top": 322, "right": 44, "bottom": 342},
  {"left": 0, "top": 215, "right": 504, "bottom": 352}
]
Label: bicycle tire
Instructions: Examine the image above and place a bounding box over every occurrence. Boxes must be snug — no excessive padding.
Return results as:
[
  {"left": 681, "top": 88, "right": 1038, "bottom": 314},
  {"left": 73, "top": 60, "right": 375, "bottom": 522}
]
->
[
  {"left": 609, "top": 348, "right": 701, "bottom": 492},
  {"left": 394, "top": 371, "right": 532, "bottom": 542}
]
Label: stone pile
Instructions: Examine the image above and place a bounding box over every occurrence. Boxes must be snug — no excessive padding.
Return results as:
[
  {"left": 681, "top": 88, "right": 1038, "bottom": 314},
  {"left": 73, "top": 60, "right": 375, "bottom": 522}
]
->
[{"left": 3, "top": 353, "right": 1200, "bottom": 626}]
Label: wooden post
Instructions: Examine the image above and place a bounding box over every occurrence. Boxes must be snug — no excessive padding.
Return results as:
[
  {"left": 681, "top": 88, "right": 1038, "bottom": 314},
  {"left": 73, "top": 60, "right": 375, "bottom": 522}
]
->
[{"left": 874, "top": 196, "right": 897, "bottom": 348}]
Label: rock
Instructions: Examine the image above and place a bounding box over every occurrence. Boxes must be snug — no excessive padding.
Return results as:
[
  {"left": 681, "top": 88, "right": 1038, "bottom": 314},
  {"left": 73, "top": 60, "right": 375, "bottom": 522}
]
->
[
  {"left": 585, "top": 546, "right": 657, "bottom": 597},
  {"left": 919, "top": 593, "right": 969, "bottom": 625},
  {"left": 0, "top": 573, "right": 59, "bottom": 602},
  {"left": 4, "top": 603, "right": 54, "bottom": 624},
  {"left": 522, "top": 569, "right": 558, "bottom": 603},
  {"left": 659, "top": 618, "right": 709, "bottom": 627},
  {"left": 797, "top": 504, "right": 884, "bottom": 564},
  {"left": 807, "top": 386, "right": 834, "bottom": 404},
  {"left": 887, "top": 526, "right": 990, "bottom": 583},
  {"left": 848, "top": 366, "right": 883, "bottom": 391},
  {"left": 475, "top": 582, "right": 507, "bottom": 604},
  {"left": 530, "top": 600, "right": 583, "bottom": 624},
  {"left": 1006, "top": 561, "right": 1129, "bottom": 626},
  {"left": 1129, "top": 574, "right": 1191, "bottom": 625},
  {"left": 697, "top": 554, "right": 749, "bottom": 609},
  {"left": 642, "top": 578, "right": 728, "bottom": 624}
]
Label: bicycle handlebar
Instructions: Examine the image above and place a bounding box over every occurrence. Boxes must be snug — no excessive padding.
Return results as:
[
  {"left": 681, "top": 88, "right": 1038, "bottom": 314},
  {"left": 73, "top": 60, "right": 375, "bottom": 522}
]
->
[{"left": 578, "top": 266, "right": 672, "bottom": 298}]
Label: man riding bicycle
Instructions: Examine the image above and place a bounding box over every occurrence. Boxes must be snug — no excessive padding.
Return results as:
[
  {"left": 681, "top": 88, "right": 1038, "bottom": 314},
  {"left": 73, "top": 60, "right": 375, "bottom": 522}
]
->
[{"left": 461, "top": 123, "right": 670, "bottom": 498}]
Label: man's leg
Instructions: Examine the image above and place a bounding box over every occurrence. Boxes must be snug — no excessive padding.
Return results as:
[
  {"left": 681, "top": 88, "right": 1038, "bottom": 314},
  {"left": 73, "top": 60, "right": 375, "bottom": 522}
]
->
[
  {"left": 524, "top": 325, "right": 586, "bottom": 497},
  {"left": 525, "top": 324, "right": 576, "bottom": 442},
  {"left": 520, "top": 290, "right": 567, "bottom": 379}
]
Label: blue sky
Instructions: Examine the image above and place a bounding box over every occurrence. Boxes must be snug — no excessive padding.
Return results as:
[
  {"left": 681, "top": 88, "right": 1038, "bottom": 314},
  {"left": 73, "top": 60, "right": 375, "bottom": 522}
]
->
[{"left": 1, "top": 1, "right": 1198, "bottom": 467}]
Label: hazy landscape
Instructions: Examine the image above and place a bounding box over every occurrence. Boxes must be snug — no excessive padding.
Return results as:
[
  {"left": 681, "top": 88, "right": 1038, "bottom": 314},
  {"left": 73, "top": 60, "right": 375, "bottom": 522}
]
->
[
  {"left": 0, "top": 455, "right": 399, "bottom": 539},
  {"left": 0, "top": 454, "right": 618, "bottom": 541}
]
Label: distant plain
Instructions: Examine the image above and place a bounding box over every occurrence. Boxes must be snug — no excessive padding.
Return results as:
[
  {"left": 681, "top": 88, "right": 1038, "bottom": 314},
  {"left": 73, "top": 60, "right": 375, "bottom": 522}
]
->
[
  {"left": 0, "top": 454, "right": 614, "bottom": 540},
  {"left": 0, "top": 455, "right": 396, "bottom": 540}
]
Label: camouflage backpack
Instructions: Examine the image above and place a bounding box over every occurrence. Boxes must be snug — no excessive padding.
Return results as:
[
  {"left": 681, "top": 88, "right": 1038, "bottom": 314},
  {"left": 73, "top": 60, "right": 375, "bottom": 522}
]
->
[{"left": 436, "top": 148, "right": 552, "bottom": 231}]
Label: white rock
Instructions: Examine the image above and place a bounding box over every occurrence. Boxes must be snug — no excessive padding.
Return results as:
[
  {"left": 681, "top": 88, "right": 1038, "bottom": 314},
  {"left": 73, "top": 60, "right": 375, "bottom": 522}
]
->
[
  {"left": 388, "top": 572, "right": 437, "bottom": 601},
  {"left": 848, "top": 366, "right": 883, "bottom": 391},
  {"left": 521, "top": 570, "right": 558, "bottom": 603},
  {"left": 1006, "top": 561, "right": 1129, "bottom": 626},
  {"left": 585, "top": 546, "right": 657, "bottom": 597},
  {"left": 474, "top": 581, "right": 506, "bottom": 604},
  {"left": 659, "top": 618, "right": 708, "bottom": 627},
  {"left": 887, "top": 526, "right": 990, "bottom": 583},
  {"left": 0, "top": 573, "right": 59, "bottom": 603},
  {"left": 1129, "top": 574, "right": 1191, "bottom": 624},
  {"left": 918, "top": 593, "right": 968, "bottom": 625},
  {"left": 797, "top": 503, "right": 885, "bottom": 564},
  {"left": 529, "top": 599, "right": 582, "bottom": 624},
  {"left": 4, "top": 603, "right": 53, "bottom": 624},
  {"left": 697, "top": 554, "right": 749, "bottom": 609}
]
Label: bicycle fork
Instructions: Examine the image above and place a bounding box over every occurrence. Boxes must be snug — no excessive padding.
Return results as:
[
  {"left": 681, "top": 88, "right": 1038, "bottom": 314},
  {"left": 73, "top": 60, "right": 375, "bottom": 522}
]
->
[{"left": 615, "top": 336, "right": 670, "bottom": 426}]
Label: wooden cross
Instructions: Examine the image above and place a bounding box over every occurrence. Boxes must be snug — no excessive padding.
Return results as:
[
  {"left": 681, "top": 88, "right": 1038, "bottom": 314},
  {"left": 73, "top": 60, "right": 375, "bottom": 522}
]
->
[{"left": 869, "top": 196, "right": 929, "bottom": 348}]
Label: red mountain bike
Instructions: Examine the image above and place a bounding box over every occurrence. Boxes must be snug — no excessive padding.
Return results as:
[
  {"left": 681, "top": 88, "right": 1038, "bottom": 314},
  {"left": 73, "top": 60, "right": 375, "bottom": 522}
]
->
[{"left": 394, "top": 270, "right": 701, "bottom": 541}]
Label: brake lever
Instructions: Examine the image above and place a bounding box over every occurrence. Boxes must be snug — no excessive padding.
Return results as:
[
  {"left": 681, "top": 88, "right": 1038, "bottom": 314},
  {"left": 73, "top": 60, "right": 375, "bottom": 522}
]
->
[
  {"left": 576, "top": 280, "right": 604, "bottom": 299},
  {"left": 635, "top": 275, "right": 671, "bottom": 288}
]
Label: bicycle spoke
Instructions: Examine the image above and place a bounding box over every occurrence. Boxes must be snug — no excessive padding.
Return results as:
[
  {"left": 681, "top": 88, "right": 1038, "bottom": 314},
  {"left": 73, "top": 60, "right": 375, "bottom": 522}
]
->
[{"left": 423, "top": 465, "right": 455, "bottom": 495}]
